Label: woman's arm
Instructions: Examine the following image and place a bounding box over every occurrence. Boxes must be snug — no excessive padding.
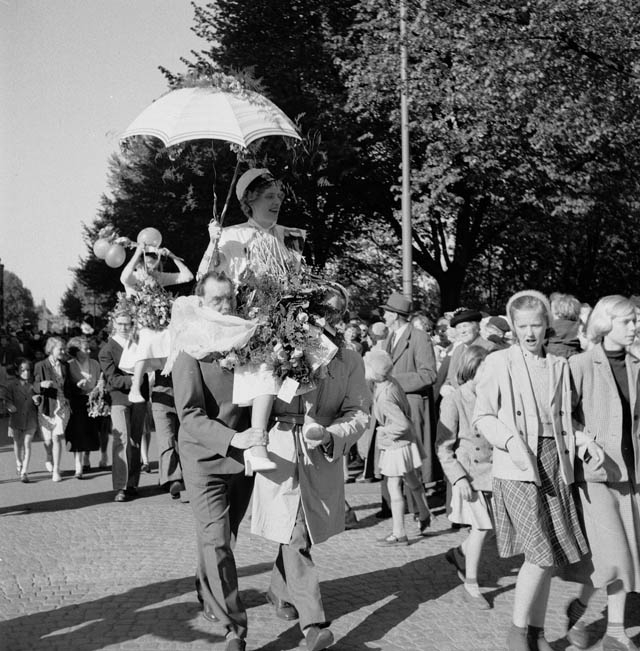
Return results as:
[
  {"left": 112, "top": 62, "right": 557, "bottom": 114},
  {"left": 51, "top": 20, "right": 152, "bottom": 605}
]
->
[
  {"left": 119, "top": 245, "right": 144, "bottom": 291},
  {"left": 472, "top": 354, "right": 517, "bottom": 450},
  {"left": 155, "top": 250, "right": 194, "bottom": 287}
]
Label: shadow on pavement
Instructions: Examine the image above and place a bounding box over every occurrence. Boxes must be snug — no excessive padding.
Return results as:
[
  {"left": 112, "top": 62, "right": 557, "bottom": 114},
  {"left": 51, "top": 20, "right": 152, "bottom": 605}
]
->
[
  {"left": 0, "top": 483, "right": 163, "bottom": 515},
  {"left": 311, "top": 548, "right": 521, "bottom": 650},
  {"left": 0, "top": 567, "right": 277, "bottom": 651}
]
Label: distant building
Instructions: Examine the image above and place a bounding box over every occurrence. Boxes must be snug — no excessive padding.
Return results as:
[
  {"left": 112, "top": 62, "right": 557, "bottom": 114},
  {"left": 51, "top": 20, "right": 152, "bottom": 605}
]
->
[{"left": 36, "top": 300, "right": 60, "bottom": 333}]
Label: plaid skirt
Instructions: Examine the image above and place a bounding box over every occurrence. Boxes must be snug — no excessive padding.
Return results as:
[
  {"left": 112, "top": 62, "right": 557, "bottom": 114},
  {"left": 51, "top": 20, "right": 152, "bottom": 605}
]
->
[{"left": 493, "top": 438, "right": 588, "bottom": 567}]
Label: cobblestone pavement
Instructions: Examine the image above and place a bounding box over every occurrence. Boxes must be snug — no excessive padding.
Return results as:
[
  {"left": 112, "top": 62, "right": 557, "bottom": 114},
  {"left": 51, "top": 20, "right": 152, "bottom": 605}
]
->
[{"left": 0, "top": 417, "right": 638, "bottom": 651}]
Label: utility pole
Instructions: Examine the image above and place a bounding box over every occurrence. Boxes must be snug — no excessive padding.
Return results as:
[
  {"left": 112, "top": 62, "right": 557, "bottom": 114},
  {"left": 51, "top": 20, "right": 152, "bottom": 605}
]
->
[
  {"left": 0, "top": 258, "right": 4, "bottom": 329},
  {"left": 400, "top": 0, "right": 413, "bottom": 302}
]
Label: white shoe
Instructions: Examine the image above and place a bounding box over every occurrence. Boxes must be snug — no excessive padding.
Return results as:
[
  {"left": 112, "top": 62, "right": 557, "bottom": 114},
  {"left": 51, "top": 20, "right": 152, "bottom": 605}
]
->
[
  {"left": 244, "top": 448, "right": 277, "bottom": 476},
  {"left": 45, "top": 461, "right": 53, "bottom": 473},
  {"left": 52, "top": 471, "right": 62, "bottom": 482}
]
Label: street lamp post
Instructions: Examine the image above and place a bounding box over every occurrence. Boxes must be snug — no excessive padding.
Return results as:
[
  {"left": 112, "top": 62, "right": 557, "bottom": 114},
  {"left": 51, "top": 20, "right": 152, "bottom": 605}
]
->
[{"left": 400, "top": 0, "right": 413, "bottom": 302}]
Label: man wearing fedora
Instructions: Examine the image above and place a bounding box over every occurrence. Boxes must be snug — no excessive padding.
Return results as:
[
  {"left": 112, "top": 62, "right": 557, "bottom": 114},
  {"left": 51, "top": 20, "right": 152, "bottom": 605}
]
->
[
  {"left": 440, "top": 308, "right": 496, "bottom": 399},
  {"left": 375, "top": 292, "right": 438, "bottom": 516}
]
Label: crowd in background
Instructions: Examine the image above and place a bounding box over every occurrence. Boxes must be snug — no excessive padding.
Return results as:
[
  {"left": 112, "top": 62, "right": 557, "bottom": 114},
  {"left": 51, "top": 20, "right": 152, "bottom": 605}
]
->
[{"left": 1, "top": 287, "right": 639, "bottom": 651}]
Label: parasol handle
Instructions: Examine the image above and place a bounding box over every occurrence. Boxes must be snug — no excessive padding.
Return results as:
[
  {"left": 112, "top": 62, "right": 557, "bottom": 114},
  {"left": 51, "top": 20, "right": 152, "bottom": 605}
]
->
[{"left": 218, "top": 156, "right": 242, "bottom": 228}]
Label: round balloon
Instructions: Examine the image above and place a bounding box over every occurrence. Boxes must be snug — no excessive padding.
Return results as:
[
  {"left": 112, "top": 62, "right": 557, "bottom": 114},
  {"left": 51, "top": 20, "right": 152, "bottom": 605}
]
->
[
  {"left": 93, "top": 238, "right": 111, "bottom": 259},
  {"left": 137, "top": 227, "right": 162, "bottom": 248},
  {"left": 105, "top": 244, "right": 127, "bottom": 268}
]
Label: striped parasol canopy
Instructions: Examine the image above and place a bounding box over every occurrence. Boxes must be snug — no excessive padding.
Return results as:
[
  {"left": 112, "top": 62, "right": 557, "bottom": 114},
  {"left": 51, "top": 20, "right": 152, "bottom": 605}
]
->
[{"left": 120, "top": 86, "right": 300, "bottom": 148}]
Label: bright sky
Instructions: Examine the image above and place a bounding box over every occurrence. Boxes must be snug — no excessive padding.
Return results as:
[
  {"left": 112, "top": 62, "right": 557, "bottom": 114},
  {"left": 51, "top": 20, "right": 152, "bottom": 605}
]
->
[{"left": 1, "top": 0, "right": 203, "bottom": 313}]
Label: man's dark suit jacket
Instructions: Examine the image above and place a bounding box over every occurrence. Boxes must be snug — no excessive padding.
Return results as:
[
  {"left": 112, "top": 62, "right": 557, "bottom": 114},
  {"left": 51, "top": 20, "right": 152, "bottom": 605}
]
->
[
  {"left": 98, "top": 338, "right": 149, "bottom": 406},
  {"left": 171, "top": 351, "right": 249, "bottom": 476}
]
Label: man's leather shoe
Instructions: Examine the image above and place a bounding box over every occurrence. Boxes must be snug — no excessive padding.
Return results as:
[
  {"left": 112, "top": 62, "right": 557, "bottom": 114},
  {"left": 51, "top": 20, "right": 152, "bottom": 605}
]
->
[
  {"left": 114, "top": 490, "right": 128, "bottom": 502},
  {"left": 169, "top": 480, "right": 185, "bottom": 499},
  {"left": 265, "top": 588, "right": 299, "bottom": 621},
  {"left": 304, "top": 625, "right": 334, "bottom": 651},
  {"left": 224, "top": 637, "right": 246, "bottom": 651}
]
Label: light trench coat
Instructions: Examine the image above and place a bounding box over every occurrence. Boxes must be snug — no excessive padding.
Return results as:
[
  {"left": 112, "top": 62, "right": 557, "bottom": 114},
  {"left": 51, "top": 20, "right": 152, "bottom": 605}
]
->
[
  {"left": 473, "top": 345, "right": 589, "bottom": 486},
  {"left": 251, "top": 349, "right": 371, "bottom": 545}
]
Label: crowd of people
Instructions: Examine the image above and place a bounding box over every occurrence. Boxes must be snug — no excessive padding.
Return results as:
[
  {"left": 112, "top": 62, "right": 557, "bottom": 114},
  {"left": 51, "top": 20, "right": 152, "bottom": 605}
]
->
[{"left": 1, "top": 168, "right": 638, "bottom": 651}]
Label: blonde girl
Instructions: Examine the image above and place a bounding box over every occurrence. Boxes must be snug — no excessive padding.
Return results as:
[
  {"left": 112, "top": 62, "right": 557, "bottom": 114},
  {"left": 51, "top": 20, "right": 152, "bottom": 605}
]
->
[{"left": 364, "top": 349, "right": 432, "bottom": 546}]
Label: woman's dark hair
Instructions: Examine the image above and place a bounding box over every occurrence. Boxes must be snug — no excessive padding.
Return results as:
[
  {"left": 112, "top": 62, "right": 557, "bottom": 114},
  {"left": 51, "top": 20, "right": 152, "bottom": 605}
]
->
[
  {"left": 66, "top": 336, "right": 88, "bottom": 359},
  {"left": 456, "top": 345, "right": 489, "bottom": 385}
]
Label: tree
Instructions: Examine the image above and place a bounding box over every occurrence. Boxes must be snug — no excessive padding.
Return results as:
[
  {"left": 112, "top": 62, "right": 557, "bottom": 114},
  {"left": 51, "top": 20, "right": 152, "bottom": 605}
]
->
[
  {"left": 59, "top": 280, "right": 111, "bottom": 329},
  {"left": 338, "top": 0, "right": 640, "bottom": 310},
  {"left": 3, "top": 269, "right": 37, "bottom": 331}
]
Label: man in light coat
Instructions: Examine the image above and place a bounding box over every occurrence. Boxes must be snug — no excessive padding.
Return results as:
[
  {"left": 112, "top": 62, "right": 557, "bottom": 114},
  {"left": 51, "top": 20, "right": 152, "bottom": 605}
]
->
[{"left": 251, "top": 308, "right": 371, "bottom": 651}]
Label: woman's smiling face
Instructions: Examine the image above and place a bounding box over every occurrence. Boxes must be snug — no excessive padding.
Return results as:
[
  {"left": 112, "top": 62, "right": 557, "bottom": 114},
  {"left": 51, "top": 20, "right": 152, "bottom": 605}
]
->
[
  {"left": 250, "top": 182, "right": 284, "bottom": 228},
  {"left": 513, "top": 308, "right": 546, "bottom": 354}
]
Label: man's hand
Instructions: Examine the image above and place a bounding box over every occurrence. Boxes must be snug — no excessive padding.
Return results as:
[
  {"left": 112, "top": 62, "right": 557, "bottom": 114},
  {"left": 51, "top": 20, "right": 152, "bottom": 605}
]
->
[
  {"left": 39, "top": 380, "right": 53, "bottom": 389},
  {"left": 302, "top": 422, "right": 330, "bottom": 449},
  {"left": 230, "top": 427, "right": 267, "bottom": 450},
  {"left": 208, "top": 221, "right": 222, "bottom": 242},
  {"left": 453, "top": 477, "right": 476, "bottom": 502}
]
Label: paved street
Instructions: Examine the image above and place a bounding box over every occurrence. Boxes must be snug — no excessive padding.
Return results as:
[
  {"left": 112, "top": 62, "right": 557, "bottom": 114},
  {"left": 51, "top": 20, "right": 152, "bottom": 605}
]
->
[{"left": 0, "top": 417, "right": 638, "bottom": 651}]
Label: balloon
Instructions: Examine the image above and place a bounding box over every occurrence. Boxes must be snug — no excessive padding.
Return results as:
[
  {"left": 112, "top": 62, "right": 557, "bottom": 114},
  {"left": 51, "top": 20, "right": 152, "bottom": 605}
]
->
[
  {"left": 137, "top": 227, "right": 162, "bottom": 248},
  {"left": 93, "top": 238, "right": 111, "bottom": 259},
  {"left": 105, "top": 244, "right": 126, "bottom": 268}
]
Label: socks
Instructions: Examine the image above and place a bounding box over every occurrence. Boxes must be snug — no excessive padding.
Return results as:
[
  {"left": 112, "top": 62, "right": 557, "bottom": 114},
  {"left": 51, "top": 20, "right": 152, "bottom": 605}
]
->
[
  {"left": 568, "top": 598, "right": 587, "bottom": 628},
  {"left": 606, "top": 622, "right": 626, "bottom": 641}
]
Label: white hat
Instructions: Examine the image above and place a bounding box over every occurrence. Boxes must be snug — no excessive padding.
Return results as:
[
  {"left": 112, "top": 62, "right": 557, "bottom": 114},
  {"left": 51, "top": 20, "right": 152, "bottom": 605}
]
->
[{"left": 235, "top": 168, "right": 273, "bottom": 202}]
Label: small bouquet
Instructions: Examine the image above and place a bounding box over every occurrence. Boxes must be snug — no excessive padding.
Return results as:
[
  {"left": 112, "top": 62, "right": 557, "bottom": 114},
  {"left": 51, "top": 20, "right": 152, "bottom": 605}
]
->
[{"left": 87, "top": 375, "right": 111, "bottom": 418}]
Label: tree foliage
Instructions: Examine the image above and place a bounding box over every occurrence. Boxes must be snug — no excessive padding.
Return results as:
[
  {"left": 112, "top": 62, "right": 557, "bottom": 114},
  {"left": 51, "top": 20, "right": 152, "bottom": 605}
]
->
[
  {"left": 3, "top": 270, "right": 37, "bottom": 331},
  {"left": 76, "top": 0, "right": 640, "bottom": 315},
  {"left": 338, "top": 0, "right": 640, "bottom": 309}
]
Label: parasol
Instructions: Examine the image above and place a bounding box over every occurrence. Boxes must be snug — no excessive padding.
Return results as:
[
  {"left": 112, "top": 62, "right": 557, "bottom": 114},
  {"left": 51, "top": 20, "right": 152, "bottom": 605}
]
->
[{"left": 120, "top": 78, "right": 301, "bottom": 225}]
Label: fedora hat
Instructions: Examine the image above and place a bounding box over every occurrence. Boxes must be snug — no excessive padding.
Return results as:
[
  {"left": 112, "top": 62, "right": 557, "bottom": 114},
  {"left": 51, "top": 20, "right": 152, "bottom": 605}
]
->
[{"left": 381, "top": 292, "right": 412, "bottom": 317}]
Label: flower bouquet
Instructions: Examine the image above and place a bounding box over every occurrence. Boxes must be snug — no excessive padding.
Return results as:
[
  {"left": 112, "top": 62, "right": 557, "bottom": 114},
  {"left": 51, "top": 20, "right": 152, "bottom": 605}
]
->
[
  {"left": 87, "top": 375, "right": 111, "bottom": 418},
  {"left": 231, "top": 270, "right": 344, "bottom": 387},
  {"left": 130, "top": 277, "right": 173, "bottom": 331}
]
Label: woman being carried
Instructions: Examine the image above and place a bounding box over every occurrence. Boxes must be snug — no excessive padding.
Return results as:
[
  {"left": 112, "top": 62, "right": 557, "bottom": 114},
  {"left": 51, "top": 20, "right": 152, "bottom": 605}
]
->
[
  {"left": 120, "top": 243, "right": 193, "bottom": 403},
  {"left": 180, "top": 168, "right": 336, "bottom": 473}
]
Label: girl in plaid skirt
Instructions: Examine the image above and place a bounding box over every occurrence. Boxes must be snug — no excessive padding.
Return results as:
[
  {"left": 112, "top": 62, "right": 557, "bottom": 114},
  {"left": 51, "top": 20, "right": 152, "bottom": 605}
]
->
[{"left": 473, "top": 290, "right": 592, "bottom": 651}]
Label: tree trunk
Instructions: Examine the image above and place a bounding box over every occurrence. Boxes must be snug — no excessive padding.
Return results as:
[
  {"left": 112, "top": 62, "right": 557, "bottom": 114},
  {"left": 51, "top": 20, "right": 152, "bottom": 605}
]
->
[{"left": 434, "top": 263, "right": 467, "bottom": 312}]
